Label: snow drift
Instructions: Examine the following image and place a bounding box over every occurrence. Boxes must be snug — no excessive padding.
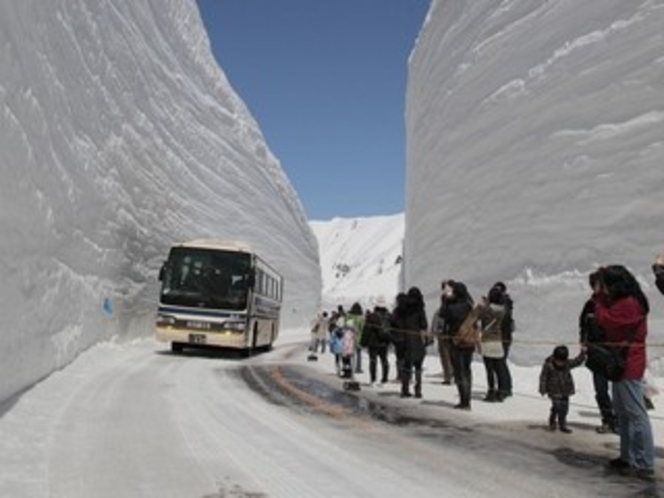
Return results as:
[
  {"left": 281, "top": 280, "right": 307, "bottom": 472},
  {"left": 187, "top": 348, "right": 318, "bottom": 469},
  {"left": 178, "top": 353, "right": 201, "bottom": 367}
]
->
[
  {"left": 0, "top": 0, "right": 320, "bottom": 403},
  {"left": 311, "top": 213, "right": 404, "bottom": 311},
  {"left": 405, "top": 0, "right": 664, "bottom": 365}
]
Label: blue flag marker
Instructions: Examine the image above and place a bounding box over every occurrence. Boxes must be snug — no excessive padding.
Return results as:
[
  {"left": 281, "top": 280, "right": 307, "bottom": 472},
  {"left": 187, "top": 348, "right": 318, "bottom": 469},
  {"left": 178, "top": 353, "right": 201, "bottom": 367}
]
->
[{"left": 102, "top": 298, "right": 114, "bottom": 316}]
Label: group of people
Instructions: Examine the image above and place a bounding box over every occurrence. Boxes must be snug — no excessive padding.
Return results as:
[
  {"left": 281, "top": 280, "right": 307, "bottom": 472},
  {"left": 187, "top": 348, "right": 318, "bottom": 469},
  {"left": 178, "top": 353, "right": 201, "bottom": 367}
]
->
[
  {"left": 308, "top": 254, "right": 664, "bottom": 481},
  {"left": 310, "top": 280, "right": 516, "bottom": 407},
  {"left": 538, "top": 262, "right": 660, "bottom": 480}
]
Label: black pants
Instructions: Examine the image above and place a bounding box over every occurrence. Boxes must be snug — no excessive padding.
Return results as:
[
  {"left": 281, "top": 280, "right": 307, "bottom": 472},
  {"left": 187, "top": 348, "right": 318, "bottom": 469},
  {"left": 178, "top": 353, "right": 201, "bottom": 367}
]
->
[
  {"left": 394, "top": 344, "right": 406, "bottom": 381},
  {"left": 401, "top": 358, "right": 423, "bottom": 395},
  {"left": 549, "top": 396, "right": 569, "bottom": 428},
  {"left": 503, "top": 341, "right": 513, "bottom": 395},
  {"left": 369, "top": 346, "right": 389, "bottom": 383},
  {"left": 451, "top": 346, "right": 474, "bottom": 407},
  {"left": 593, "top": 371, "right": 616, "bottom": 427},
  {"left": 482, "top": 356, "right": 510, "bottom": 398}
]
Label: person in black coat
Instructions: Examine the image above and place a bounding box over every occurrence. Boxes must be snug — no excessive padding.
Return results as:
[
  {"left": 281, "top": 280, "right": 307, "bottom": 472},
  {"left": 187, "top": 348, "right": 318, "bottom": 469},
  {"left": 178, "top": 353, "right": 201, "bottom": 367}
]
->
[
  {"left": 441, "top": 281, "right": 475, "bottom": 409},
  {"left": 653, "top": 255, "right": 664, "bottom": 295},
  {"left": 393, "top": 287, "right": 429, "bottom": 398},
  {"left": 362, "top": 296, "right": 392, "bottom": 385},
  {"left": 579, "top": 271, "right": 617, "bottom": 433},
  {"left": 390, "top": 293, "right": 408, "bottom": 383}
]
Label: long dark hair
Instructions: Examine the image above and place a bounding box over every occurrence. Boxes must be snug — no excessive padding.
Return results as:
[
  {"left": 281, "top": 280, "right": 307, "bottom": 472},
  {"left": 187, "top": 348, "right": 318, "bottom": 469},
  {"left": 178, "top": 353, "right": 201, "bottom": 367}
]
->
[
  {"left": 599, "top": 264, "right": 649, "bottom": 314},
  {"left": 452, "top": 281, "right": 474, "bottom": 306},
  {"left": 406, "top": 286, "right": 424, "bottom": 309}
]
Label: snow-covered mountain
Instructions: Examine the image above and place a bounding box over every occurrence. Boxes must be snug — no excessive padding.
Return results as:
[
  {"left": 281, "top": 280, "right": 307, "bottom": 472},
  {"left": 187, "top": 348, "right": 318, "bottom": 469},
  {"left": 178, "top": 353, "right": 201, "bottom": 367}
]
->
[
  {"left": 0, "top": 0, "right": 320, "bottom": 403},
  {"left": 405, "top": 0, "right": 664, "bottom": 366},
  {"left": 310, "top": 213, "right": 404, "bottom": 311}
]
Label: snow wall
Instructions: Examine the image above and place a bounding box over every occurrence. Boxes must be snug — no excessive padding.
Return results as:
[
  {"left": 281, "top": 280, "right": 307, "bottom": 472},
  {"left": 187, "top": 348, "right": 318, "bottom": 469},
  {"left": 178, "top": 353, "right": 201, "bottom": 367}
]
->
[
  {"left": 405, "top": 0, "right": 664, "bottom": 367},
  {"left": 0, "top": 0, "right": 320, "bottom": 403}
]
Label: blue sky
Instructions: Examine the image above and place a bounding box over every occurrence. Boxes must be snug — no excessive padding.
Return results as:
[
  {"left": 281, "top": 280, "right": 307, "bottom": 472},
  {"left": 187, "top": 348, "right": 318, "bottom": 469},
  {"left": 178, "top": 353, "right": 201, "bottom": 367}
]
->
[{"left": 196, "top": 0, "right": 429, "bottom": 221}]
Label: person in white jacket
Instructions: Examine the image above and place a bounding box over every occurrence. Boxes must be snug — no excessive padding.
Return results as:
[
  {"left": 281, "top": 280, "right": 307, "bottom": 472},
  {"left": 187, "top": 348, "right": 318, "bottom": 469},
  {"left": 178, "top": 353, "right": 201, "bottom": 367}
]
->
[{"left": 309, "top": 311, "right": 329, "bottom": 354}]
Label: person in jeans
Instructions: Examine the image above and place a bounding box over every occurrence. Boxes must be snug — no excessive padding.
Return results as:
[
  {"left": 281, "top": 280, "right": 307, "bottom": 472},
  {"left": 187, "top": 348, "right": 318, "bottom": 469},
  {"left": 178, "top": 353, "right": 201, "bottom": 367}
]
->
[{"left": 595, "top": 265, "right": 654, "bottom": 480}]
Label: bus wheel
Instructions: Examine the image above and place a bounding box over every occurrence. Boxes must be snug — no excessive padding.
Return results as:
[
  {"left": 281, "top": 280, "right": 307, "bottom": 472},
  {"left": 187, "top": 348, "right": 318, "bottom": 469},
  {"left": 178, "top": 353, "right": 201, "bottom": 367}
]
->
[{"left": 171, "top": 342, "right": 184, "bottom": 353}]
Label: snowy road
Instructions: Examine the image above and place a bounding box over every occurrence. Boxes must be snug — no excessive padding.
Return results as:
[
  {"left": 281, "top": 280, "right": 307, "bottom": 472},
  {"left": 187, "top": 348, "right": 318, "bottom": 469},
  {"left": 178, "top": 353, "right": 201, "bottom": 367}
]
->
[{"left": 0, "top": 337, "right": 656, "bottom": 498}]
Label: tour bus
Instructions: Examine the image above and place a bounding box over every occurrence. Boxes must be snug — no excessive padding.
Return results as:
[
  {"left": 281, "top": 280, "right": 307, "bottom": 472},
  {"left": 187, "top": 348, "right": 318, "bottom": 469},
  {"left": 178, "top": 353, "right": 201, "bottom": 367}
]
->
[{"left": 155, "top": 239, "right": 283, "bottom": 355}]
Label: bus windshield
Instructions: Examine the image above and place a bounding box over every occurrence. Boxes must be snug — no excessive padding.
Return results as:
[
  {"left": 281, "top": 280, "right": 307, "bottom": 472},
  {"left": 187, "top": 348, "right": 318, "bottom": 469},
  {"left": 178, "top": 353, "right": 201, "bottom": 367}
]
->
[{"left": 160, "top": 247, "right": 252, "bottom": 311}]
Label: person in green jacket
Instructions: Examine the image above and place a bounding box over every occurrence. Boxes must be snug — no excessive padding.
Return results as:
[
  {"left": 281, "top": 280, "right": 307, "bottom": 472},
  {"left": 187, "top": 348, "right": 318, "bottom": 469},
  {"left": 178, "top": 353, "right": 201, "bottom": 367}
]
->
[{"left": 345, "top": 302, "right": 365, "bottom": 374}]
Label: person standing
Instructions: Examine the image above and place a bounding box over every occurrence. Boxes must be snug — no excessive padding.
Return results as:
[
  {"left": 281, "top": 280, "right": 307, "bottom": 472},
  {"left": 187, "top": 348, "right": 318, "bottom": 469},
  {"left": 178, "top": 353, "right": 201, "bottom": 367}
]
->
[
  {"left": 579, "top": 271, "right": 617, "bottom": 433},
  {"left": 492, "top": 282, "right": 514, "bottom": 397},
  {"left": 653, "top": 253, "right": 664, "bottom": 295},
  {"left": 431, "top": 281, "right": 454, "bottom": 385},
  {"left": 476, "top": 287, "right": 510, "bottom": 402},
  {"left": 390, "top": 293, "right": 408, "bottom": 383},
  {"left": 345, "top": 302, "right": 365, "bottom": 374},
  {"left": 595, "top": 265, "right": 654, "bottom": 480},
  {"left": 362, "top": 296, "right": 392, "bottom": 386},
  {"left": 393, "top": 287, "right": 429, "bottom": 398},
  {"left": 309, "top": 311, "right": 329, "bottom": 355},
  {"left": 538, "top": 345, "right": 585, "bottom": 433},
  {"left": 442, "top": 281, "right": 475, "bottom": 410}
]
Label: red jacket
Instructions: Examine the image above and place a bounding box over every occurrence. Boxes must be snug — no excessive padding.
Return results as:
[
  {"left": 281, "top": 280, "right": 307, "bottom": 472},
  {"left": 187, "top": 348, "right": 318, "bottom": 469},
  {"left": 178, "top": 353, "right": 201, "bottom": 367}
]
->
[{"left": 594, "top": 296, "right": 647, "bottom": 380}]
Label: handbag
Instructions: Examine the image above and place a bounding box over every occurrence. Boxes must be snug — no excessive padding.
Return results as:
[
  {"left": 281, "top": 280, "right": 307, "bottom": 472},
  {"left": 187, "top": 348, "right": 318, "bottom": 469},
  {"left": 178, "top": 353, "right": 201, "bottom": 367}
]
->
[
  {"left": 585, "top": 321, "right": 640, "bottom": 382},
  {"left": 585, "top": 343, "right": 626, "bottom": 382},
  {"left": 452, "top": 312, "right": 479, "bottom": 348}
]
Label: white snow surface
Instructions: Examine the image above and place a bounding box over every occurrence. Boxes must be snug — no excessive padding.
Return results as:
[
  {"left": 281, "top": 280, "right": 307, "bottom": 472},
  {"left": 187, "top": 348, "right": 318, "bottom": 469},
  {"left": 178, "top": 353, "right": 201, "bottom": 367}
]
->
[
  {"left": 0, "top": 0, "right": 320, "bottom": 403},
  {"left": 405, "top": 0, "right": 664, "bottom": 367},
  {"left": 310, "top": 213, "right": 404, "bottom": 311}
]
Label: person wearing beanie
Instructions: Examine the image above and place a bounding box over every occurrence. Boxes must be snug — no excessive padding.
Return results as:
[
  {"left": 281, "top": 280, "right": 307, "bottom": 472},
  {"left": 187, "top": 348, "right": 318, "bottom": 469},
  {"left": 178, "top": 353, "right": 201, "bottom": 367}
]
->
[{"left": 539, "top": 344, "right": 585, "bottom": 433}]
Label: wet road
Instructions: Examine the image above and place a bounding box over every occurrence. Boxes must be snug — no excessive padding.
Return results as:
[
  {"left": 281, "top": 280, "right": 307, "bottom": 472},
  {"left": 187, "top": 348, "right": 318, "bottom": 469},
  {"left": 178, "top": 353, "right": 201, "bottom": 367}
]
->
[{"left": 0, "top": 339, "right": 658, "bottom": 497}]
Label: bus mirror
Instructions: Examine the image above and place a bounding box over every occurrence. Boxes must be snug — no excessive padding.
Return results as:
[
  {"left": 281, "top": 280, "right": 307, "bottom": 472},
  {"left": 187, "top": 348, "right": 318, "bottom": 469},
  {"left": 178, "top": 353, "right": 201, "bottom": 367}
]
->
[
  {"left": 247, "top": 273, "right": 255, "bottom": 289},
  {"left": 158, "top": 262, "right": 167, "bottom": 281}
]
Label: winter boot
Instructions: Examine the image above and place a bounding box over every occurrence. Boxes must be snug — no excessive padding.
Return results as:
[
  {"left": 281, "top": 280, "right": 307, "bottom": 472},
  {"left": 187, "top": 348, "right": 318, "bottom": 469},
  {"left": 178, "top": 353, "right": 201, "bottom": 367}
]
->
[
  {"left": 548, "top": 413, "right": 556, "bottom": 431},
  {"left": 559, "top": 415, "right": 572, "bottom": 433}
]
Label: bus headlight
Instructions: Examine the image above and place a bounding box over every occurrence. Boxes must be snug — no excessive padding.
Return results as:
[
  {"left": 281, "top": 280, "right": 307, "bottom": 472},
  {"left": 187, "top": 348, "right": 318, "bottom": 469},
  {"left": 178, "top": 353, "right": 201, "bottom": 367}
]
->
[
  {"left": 224, "top": 321, "right": 245, "bottom": 332},
  {"left": 157, "top": 314, "right": 177, "bottom": 326}
]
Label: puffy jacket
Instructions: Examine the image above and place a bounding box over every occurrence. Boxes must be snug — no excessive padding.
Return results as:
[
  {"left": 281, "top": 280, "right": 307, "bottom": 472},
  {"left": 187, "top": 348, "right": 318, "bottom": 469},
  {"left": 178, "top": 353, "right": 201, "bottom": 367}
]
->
[
  {"left": 539, "top": 354, "right": 585, "bottom": 397},
  {"left": 475, "top": 302, "right": 505, "bottom": 358},
  {"left": 345, "top": 312, "right": 365, "bottom": 348},
  {"left": 362, "top": 308, "right": 391, "bottom": 349},
  {"left": 393, "top": 305, "right": 429, "bottom": 362},
  {"left": 594, "top": 295, "right": 647, "bottom": 380}
]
